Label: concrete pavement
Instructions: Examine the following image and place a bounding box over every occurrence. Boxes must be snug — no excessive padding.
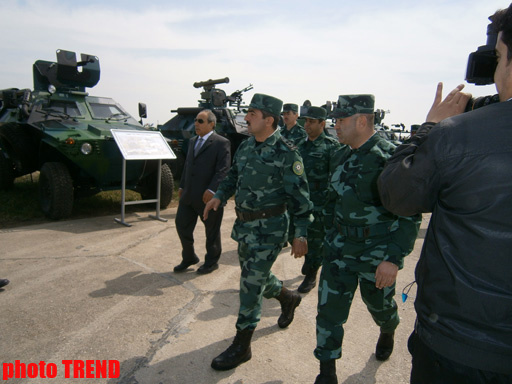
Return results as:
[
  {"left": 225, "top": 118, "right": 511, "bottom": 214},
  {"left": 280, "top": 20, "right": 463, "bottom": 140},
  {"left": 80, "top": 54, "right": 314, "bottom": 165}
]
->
[{"left": 0, "top": 201, "right": 427, "bottom": 384}]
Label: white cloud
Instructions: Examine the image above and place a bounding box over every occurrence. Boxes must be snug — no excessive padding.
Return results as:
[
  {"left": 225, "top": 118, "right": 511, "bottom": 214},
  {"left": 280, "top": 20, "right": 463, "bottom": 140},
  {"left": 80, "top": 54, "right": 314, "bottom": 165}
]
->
[{"left": 0, "top": 0, "right": 506, "bottom": 128}]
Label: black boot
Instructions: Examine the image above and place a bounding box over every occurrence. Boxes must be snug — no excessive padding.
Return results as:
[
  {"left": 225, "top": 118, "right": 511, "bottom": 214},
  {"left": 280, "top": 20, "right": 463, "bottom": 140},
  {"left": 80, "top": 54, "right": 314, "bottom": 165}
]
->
[
  {"left": 375, "top": 330, "right": 395, "bottom": 361},
  {"left": 211, "top": 329, "right": 254, "bottom": 371},
  {"left": 314, "top": 359, "right": 337, "bottom": 384},
  {"left": 275, "top": 287, "right": 302, "bottom": 328},
  {"left": 297, "top": 268, "right": 318, "bottom": 293}
]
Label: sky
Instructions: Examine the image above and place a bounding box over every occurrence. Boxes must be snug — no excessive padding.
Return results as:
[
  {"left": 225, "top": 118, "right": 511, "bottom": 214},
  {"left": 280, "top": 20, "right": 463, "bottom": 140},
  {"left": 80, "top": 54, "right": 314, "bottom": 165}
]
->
[{"left": 0, "top": 0, "right": 508, "bottom": 130}]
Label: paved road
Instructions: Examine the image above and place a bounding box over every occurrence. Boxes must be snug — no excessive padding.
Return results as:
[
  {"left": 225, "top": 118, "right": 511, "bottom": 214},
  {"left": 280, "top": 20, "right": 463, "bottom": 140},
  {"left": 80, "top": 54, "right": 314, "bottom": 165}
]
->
[{"left": 0, "top": 201, "right": 427, "bottom": 384}]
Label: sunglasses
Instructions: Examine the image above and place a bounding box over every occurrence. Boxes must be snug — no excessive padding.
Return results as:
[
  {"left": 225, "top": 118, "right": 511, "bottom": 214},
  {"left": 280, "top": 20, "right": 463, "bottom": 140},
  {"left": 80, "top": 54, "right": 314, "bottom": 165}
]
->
[{"left": 194, "top": 118, "right": 206, "bottom": 124}]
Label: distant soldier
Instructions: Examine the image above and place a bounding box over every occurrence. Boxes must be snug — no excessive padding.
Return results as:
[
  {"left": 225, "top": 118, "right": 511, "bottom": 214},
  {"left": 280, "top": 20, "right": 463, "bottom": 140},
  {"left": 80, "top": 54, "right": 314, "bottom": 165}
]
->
[
  {"left": 280, "top": 103, "right": 307, "bottom": 144},
  {"left": 313, "top": 95, "right": 420, "bottom": 383},
  {"left": 204, "top": 93, "right": 313, "bottom": 371},
  {"left": 294, "top": 106, "right": 342, "bottom": 293}
]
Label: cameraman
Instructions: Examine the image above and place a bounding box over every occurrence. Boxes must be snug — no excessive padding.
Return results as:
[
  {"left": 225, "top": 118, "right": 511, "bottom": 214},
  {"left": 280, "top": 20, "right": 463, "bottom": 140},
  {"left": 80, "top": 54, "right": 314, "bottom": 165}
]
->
[{"left": 377, "top": 5, "right": 512, "bottom": 384}]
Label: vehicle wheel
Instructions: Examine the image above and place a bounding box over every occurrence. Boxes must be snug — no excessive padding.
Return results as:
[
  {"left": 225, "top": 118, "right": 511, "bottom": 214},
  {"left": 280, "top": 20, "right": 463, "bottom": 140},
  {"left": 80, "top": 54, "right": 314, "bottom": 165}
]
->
[
  {"left": 169, "top": 152, "right": 184, "bottom": 180},
  {"left": 38, "top": 162, "right": 74, "bottom": 219},
  {"left": 0, "top": 151, "right": 15, "bottom": 190},
  {"left": 140, "top": 163, "right": 174, "bottom": 209},
  {"left": 0, "top": 123, "right": 37, "bottom": 176}
]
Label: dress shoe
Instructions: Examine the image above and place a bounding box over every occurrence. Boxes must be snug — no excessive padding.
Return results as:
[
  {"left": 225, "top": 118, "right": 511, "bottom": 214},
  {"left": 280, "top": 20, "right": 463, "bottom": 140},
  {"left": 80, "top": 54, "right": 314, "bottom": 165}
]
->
[
  {"left": 375, "top": 330, "right": 395, "bottom": 361},
  {"left": 0, "top": 279, "right": 9, "bottom": 289},
  {"left": 197, "top": 263, "right": 219, "bottom": 275},
  {"left": 173, "top": 257, "right": 200, "bottom": 272}
]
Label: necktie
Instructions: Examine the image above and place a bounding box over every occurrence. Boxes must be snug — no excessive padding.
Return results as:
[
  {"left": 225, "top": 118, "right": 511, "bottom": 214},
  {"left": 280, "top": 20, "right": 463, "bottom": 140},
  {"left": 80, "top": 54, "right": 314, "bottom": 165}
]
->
[{"left": 194, "top": 137, "right": 203, "bottom": 156}]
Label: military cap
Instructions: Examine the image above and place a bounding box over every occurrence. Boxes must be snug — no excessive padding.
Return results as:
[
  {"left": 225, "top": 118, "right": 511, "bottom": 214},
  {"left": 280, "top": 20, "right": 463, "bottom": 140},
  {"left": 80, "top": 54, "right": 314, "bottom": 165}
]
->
[
  {"left": 282, "top": 103, "right": 299, "bottom": 113},
  {"left": 249, "top": 93, "right": 283, "bottom": 117},
  {"left": 331, "top": 94, "right": 375, "bottom": 118},
  {"left": 302, "top": 106, "right": 327, "bottom": 120}
]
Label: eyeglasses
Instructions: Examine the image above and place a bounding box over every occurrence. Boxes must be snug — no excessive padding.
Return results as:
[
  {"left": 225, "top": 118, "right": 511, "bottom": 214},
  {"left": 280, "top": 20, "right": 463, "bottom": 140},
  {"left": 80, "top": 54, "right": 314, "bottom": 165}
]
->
[{"left": 194, "top": 118, "right": 206, "bottom": 124}]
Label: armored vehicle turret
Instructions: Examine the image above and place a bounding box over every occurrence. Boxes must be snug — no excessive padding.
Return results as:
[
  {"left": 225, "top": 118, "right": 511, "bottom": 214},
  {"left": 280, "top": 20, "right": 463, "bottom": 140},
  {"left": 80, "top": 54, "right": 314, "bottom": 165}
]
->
[
  {"left": 0, "top": 49, "right": 174, "bottom": 219},
  {"left": 158, "top": 77, "right": 252, "bottom": 179}
]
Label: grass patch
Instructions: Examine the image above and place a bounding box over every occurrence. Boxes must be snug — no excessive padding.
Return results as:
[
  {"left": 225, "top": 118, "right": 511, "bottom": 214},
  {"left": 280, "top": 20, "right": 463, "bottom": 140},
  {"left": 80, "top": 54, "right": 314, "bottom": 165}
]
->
[{"left": 0, "top": 173, "right": 178, "bottom": 229}]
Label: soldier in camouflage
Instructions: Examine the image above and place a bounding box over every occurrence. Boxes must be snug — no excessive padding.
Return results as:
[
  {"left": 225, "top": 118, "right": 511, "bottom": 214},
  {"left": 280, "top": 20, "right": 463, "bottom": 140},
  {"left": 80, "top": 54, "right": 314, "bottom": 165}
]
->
[
  {"left": 280, "top": 103, "right": 307, "bottom": 144},
  {"left": 294, "top": 106, "right": 342, "bottom": 294},
  {"left": 204, "top": 93, "right": 313, "bottom": 371},
  {"left": 313, "top": 95, "right": 420, "bottom": 384}
]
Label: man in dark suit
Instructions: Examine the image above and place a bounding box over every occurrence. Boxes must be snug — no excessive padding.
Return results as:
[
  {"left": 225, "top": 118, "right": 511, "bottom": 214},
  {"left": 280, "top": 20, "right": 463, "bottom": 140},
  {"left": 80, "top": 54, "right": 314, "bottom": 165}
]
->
[{"left": 174, "top": 109, "right": 231, "bottom": 274}]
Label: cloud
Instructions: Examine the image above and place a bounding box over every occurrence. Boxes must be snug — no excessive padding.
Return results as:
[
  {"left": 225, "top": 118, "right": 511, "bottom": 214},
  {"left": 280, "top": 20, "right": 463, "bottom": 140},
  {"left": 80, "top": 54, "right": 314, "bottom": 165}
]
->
[{"left": 0, "top": 0, "right": 505, "bottom": 128}]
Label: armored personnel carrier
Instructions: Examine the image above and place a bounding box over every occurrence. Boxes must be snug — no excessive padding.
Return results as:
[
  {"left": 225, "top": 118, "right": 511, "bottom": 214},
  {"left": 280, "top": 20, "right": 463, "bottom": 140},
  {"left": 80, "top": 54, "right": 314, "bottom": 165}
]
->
[
  {"left": 0, "top": 49, "right": 174, "bottom": 219},
  {"left": 158, "top": 77, "right": 252, "bottom": 179}
]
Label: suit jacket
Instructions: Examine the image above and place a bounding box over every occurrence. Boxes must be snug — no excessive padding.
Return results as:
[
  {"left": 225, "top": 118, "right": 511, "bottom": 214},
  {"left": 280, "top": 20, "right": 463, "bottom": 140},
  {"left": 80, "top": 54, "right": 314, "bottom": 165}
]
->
[{"left": 179, "top": 132, "right": 231, "bottom": 205}]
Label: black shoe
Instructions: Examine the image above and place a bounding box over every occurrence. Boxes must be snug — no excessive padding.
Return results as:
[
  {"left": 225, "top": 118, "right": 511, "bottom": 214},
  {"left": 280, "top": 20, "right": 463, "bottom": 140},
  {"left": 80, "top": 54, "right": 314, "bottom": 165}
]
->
[
  {"left": 173, "top": 257, "right": 200, "bottom": 272},
  {"left": 375, "top": 331, "right": 395, "bottom": 361},
  {"left": 297, "top": 269, "right": 318, "bottom": 293},
  {"left": 314, "top": 359, "right": 338, "bottom": 384},
  {"left": 211, "top": 329, "right": 254, "bottom": 371},
  {"left": 276, "top": 287, "right": 302, "bottom": 328},
  {"left": 0, "top": 279, "right": 9, "bottom": 289},
  {"left": 197, "top": 263, "right": 219, "bottom": 275}
]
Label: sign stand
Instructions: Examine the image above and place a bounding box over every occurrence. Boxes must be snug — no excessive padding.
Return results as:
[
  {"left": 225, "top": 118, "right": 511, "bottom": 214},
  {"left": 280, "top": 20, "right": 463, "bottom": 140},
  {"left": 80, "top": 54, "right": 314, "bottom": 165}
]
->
[{"left": 111, "top": 130, "right": 176, "bottom": 227}]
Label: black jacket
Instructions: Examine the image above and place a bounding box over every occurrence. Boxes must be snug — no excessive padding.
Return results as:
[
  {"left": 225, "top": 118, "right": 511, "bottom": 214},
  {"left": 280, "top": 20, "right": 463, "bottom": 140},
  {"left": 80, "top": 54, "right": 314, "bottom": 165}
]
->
[
  {"left": 378, "top": 101, "right": 512, "bottom": 374},
  {"left": 179, "top": 132, "right": 231, "bottom": 205}
]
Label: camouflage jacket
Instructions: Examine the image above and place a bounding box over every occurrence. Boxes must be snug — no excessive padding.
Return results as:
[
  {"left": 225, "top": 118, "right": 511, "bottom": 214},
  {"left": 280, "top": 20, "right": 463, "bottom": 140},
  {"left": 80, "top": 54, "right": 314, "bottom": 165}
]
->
[
  {"left": 279, "top": 123, "right": 307, "bottom": 145},
  {"left": 297, "top": 131, "right": 342, "bottom": 210},
  {"left": 215, "top": 129, "right": 313, "bottom": 242},
  {"left": 324, "top": 133, "right": 420, "bottom": 267}
]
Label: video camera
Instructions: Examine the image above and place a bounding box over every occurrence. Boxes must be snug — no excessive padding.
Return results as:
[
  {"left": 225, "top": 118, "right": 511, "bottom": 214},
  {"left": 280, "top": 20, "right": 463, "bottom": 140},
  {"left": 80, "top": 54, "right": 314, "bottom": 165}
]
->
[
  {"left": 464, "top": 21, "right": 500, "bottom": 111},
  {"left": 466, "top": 24, "right": 497, "bottom": 85}
]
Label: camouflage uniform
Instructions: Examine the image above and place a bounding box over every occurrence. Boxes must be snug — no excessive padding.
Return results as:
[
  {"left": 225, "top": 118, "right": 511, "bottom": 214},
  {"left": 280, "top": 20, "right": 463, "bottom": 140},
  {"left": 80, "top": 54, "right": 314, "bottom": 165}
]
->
[
  {"left": 296, "top": 119, "right": 342, "bottom": 274},
  {"left": 280, "top": 122, "right": 307, "bottom": 145},
  {"left": 280, "top": 103, "right": 307, "bottom": 145},
  {"left": 314, "top": 96, "right": 420, "bottom": 362},
  {"left": 214, "top": 106, "right": 313, "bottom": 332}
]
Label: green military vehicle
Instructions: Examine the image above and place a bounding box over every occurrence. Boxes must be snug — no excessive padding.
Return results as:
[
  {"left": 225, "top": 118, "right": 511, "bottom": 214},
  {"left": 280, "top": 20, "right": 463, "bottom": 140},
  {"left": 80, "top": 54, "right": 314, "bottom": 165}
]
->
[
  {"left": 0, "top": 49, "right": 174, "bottom": 219},
  {"left": 158, "top": 77, "right": 252, "bottom": 179}
]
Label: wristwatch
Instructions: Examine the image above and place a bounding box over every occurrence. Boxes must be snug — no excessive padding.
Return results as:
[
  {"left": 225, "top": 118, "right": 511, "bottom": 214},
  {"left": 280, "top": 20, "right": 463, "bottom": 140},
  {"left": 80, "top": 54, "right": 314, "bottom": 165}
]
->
[{"left": 297, "top": 236, "right": 307, "bottom": 243}]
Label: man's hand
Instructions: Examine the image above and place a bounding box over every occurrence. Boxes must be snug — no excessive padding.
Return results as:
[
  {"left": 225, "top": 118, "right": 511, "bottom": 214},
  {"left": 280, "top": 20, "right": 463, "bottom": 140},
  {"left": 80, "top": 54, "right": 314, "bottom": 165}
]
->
[
  {"left": 203, "top": 198, "right": 221, "bottom": 220},
  {"left": 375, "top": 261, "right": 399, "bottom": 289},
  {"left": 202, "top": 190, "right": 214, "bottom": 204},
  {"left": 291, "top": 238, "right": 308, "bottom": 259},
  {"left": 178, "top": 188, "right": 183, "bottom": 199},
  {"left": 425, "top": 82, "right": 472, "bottom": 123}
]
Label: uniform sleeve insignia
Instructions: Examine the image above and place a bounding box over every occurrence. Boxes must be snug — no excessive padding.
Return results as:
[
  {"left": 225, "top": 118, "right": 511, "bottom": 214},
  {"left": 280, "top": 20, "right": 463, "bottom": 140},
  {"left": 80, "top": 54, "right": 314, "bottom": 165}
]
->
[{"left": 293, "top": 161, "right": 304, "bottom": 176}]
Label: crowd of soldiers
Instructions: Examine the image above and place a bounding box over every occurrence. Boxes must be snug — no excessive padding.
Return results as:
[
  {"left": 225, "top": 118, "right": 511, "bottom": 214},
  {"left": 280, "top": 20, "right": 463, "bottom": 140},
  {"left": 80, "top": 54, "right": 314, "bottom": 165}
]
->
[{"left": 199, "top": 92, "right": 420, "bottom": 384}]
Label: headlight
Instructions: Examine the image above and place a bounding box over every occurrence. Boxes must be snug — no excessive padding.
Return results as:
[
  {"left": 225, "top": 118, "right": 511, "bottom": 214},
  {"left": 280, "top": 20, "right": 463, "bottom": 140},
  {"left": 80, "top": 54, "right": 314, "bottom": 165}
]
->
[
  {"left": 81, "top": 143, "right": 93, "bottom": 155},
  {"left": 48, "top": 84, "right": 56, "bottom": 94}
]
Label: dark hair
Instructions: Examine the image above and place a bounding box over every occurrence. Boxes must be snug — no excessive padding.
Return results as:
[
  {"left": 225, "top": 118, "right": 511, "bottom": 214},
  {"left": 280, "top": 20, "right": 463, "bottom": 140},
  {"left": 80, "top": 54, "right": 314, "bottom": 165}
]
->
[
  {"left": 261, "top": 110, "right": 279, "bottom": 129},
  {"left": 490, "top": 5, "right": 512, "bottom": 61}
]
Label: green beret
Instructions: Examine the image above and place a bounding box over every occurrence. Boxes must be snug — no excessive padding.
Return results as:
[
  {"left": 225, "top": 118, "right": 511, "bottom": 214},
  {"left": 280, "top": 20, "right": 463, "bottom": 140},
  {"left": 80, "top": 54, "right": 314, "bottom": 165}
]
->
[
  {"left": 249, "top": 93, "right": 283, "bottom": 117},
  {"left": 331, "top": 94, "right": 375, "bottom": 118},
  {"left": 302, "top": 106, "right": 327, "bottom": 120},
  {"left": 282, "top": 103, "right": 299, "bottom": 113}
]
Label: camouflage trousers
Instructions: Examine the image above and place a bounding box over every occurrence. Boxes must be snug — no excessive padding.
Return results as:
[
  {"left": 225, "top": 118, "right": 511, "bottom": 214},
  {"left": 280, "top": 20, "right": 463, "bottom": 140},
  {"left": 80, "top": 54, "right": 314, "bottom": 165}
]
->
[
  {"left": 236, "top": 241, "right": 284, "bottom": 331},
  {"left": 301, "top": 210, "right": 325, "bottom": 273},
  {"left": 314, "top": 238, "right": 400, "bottom": 361}
]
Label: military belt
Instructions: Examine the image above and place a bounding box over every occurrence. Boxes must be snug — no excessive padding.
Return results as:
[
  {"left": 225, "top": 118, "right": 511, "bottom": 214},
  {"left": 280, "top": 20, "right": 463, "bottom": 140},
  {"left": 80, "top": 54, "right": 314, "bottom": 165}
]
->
[
  {"left": 235, "top": 204, "right": 286, "bottom": 222},
  {"left": 336, "top": 222, "right": 391, "bottom": 238}
]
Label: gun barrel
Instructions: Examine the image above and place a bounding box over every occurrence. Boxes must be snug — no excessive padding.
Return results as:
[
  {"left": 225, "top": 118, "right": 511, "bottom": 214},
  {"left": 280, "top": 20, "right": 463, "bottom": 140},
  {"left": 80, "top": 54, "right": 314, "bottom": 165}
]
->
[{"left": 193, "top": 77, "right": 230, "bottom": 89}]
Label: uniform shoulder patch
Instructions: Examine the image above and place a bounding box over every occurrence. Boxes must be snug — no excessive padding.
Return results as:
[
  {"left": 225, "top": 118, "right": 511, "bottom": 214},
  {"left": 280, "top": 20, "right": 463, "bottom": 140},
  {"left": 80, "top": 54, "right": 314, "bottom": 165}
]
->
[
  {"left": 280, "top": 136, "right": 297, "bottom": 151},
  {"left": 293, "top": 161, "right": 304, "bottom": 176}
]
